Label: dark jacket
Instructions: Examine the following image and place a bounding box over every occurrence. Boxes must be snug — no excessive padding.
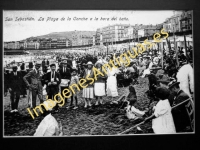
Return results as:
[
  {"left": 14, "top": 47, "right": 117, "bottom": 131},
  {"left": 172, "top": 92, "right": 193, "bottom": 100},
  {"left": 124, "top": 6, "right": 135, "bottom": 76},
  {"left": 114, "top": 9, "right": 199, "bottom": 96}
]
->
[
  {"left": 94, "top": 67, "right": 107, "bottom": 83},
  {"left": 58, "top": 65, "right": 71, "bottom": 80},
  {"left": 45, "top": 71, "right": 61, "bottom": 94},
  {"left": 171, "top": 90, "right": 191, "bottom": 132},
  {"left": 8, "top": 71, "right": 22, "bottom": 91},
  {"left": 42, "top": 60, "right": 49, "bottom": 67}
]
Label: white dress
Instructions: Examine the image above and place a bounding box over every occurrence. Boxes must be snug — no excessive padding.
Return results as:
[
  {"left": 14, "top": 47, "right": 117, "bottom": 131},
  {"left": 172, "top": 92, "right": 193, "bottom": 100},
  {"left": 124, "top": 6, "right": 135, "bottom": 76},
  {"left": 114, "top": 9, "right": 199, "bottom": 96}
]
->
[
  {"left": 94, "top": 83, "right": 106, "bottom": 96},
  {"left": 106, "top": 67, "right": 119, "bottom": 97},
  {"left": 94, "top": 68, "right": 106, "bottom": 96},
  {"left": 176, "top": 64, "right": 194, "bottom": 98},
  {"left": 152, "top": 99, "right": 176, "bottom": 134},
  {"left": 34, "top": 113, "right": 59, "bottom": 136},
  {"left": 82, "top": 70, "right": 94, "bottom": 98}
]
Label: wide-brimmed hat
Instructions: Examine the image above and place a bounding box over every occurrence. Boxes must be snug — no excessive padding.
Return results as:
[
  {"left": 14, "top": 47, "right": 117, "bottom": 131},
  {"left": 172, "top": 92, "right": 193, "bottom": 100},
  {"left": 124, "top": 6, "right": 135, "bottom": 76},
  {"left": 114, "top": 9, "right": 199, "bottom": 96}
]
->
[
  {"left": 35, "top": 63, "right": 41, "bottom": 66},
  {"left": 95, "top": 60, "right": 103, "bottom": 66},
  {"left": 168, "top": 80, "right": 180, "bottom": 89},
  {"left": 44, "top": 65, "right": 49, "bottom": 69},
  {"left": 157, "top": 78, "right": 171, "bottom": 84},
  {"left": 12, "top": 64, "right": 18, "bottom": 69},
  {"left": 143, "top": 55, "right": 151, "bottom": 59},
  {"left": 61, "top": 60, "right": 68, "bottom": 64},
  {"left": 150, "top": 66, "right": 162, "bottom": 70},
  {"left": 62, "top": 58, "right": 67, "bottom": 60},
  {"left": 71, "top": 67, "right": 77, "bottom": 72},
  {"left": 87, "top": 61, "right": 93, "bottom": 65},
  {"left": 82, "top": 63, "right": 87, "bottom": 66},
  {"left": 50, "top": 64, "right": 56, "bottom": 67}
]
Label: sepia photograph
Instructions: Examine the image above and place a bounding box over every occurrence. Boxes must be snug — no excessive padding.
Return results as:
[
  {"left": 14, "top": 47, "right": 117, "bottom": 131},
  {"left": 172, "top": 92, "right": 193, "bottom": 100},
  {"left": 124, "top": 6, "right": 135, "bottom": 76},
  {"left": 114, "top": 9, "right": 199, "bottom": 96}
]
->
[{"left": 3, "top": 10, "right": 194, "bottom": 137}]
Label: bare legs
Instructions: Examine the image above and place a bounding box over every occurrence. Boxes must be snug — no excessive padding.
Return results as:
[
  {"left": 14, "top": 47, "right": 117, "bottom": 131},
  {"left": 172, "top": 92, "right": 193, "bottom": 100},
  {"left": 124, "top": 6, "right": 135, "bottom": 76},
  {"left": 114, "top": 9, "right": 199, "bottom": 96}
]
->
[
  {"left": 95, "top": 96, "right": 103, "bottom": 105},
  {"left": 84, "top": 98, "right": 92, "bottom": 108}
]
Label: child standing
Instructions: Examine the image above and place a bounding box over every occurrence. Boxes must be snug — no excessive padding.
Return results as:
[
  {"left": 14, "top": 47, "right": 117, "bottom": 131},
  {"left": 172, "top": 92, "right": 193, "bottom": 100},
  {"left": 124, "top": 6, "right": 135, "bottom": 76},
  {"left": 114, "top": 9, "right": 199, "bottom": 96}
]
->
[
  {"left": 67, "top": 68, "right": 79, "bottom": 110},
  {"left": 152, "top": 87, "right": 176, "bottom": 134}
]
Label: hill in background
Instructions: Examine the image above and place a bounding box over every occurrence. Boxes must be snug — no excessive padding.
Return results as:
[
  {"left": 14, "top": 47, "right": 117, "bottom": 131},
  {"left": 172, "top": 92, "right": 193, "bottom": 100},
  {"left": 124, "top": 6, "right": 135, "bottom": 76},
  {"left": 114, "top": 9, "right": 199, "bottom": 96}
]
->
[{"left": 31, "top": 30, "right": 96, "bottom": 40}]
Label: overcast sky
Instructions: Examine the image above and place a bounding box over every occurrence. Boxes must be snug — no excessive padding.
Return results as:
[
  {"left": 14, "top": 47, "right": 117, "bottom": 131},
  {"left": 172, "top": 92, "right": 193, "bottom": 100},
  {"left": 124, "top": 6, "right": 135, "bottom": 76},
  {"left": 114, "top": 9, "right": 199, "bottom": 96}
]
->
[{"left": 3, "top": 10, "right": 178, "bottom": 42}]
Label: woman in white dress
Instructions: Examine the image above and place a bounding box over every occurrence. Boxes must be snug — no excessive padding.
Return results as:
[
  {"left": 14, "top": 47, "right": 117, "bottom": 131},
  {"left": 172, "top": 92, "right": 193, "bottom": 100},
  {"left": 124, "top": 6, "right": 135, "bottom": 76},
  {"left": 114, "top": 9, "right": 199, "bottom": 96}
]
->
[
  {"left": 82, "top": 61, "right": 94, "bottom": 108},
  {"left": 106, "top": 65, "right": 120, "bottom": 104},
  {"left": 94, "top": 60, "right": 107, "bottom": 105},
  {"left": 152, "top": 87, "right": 176, "bottom": 134}
]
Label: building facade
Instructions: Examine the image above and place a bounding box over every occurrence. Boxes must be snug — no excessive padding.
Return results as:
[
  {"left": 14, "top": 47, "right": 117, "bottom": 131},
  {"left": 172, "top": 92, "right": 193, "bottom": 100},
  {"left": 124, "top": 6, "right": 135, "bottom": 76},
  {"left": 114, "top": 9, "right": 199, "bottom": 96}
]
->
[
  {"left": 180, "top": 10, "right": 192, "bottom": 32},
  {"left": 39, "top": 38, "right": 51, "bottom": 49},
  {"left": 95, "top": 28, "right": 103, "bottom": 45},
  {"left": 163, "top": 11, "right": 182, "bottom": 33},
  {"left": 4, "top": 42, "right": 8, "bottom": 49},
  {"left": 57, "top": 38, "right": 66, "bottom": 48},
  {"left": 19, "top": 41, "right": 24, "bottom": 49},
  {"left": 101, "top": 24, "right": 130, "bottom": 45},
  {"left": 138, "top": 25, "right": 161, "bottom": 38},
  {"left": 123, "top": 26, "right": 135, "bottom": 40},
  {"left": 7, "top": 42, "right": 16, "bottom": 49},
  {"left": 66, "top": 39, "right": 72, "bottom": 47},
  {"left": 51, "top": 39, "right": 58, "bottom": 48},
  {"left": 72, "top": 32, "right": 93, "bottom": 46}
]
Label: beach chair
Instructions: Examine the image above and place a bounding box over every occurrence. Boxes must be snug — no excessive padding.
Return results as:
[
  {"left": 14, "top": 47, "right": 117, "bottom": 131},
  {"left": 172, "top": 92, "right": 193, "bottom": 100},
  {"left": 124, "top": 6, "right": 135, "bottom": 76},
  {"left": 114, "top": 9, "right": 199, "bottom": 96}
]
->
[{"left": 185, "top": 100, "right": 194, "bottom": 131}]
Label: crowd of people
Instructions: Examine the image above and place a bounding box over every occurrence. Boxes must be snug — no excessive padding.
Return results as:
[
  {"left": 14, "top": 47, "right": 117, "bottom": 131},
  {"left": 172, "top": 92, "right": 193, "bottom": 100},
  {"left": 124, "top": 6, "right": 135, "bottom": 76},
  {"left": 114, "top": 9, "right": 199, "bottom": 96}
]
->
[{"left": 4, "top": 45, "right": 194, "bottom": 135}]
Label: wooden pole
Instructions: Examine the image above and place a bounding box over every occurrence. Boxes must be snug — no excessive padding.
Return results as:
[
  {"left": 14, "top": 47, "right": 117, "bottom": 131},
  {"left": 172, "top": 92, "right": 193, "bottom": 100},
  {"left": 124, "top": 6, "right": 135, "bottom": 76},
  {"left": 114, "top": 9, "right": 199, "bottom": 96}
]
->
[
  {"left": 184, "top": 34, "right": 189, "bottom": 63},
  {"left": 174, "top": 30, "right": 179, "bottom": 68},
  {"left": 166, "top": 38, "right": 171, "bottom": 53},
  {"left": 118, "top": 97, "right": 192, "bottom": 135},
  {"left": 161, "top": 43, "right": 164, "bottom": 69}
]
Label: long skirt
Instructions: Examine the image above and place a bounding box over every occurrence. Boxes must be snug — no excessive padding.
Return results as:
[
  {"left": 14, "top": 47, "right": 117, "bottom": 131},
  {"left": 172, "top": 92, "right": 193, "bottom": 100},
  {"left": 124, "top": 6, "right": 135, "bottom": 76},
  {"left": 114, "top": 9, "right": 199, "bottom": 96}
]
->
[
  {"left": 82, "top": 87, "right": 94, "bottom": 99},
  {"left": 94, "top": 82, "right": 106, "bottom": 96},
  {"left": 107, "top": 76, "right": 118, "bottom": 97}
]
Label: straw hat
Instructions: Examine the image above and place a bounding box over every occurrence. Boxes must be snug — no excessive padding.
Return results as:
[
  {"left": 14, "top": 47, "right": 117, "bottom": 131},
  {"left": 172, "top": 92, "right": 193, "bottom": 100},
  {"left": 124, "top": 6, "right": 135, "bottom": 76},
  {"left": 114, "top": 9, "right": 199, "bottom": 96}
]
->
[
  {"left": 50, "top": 64, "right": 56, "bottom": 67},
  {"left": 12, "top": 64, "right": 18, "bottom": 69},
  {"left": 71, "top": 67, "right": 78, "bottom": 72},
  {"left": 157, "top": 78, "right": 171, "bottom": 84},
  {"left": 95, "top": 60, "right": 103, "bottom": 66},
  {"left": 87, "top": 61, "right": 93, "bottom": 65},
  {"left": 168, "top": 80, "right": 180, "bottom": 89},
  {"left": 35, "top": 62, "right": 41, "bottom": 66}
]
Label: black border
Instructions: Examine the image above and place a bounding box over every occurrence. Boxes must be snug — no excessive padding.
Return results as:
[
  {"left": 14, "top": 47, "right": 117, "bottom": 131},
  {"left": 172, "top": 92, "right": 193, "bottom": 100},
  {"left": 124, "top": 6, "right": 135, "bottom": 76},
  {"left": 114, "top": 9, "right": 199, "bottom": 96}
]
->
[{"left": 1, "top": 0, "right": 200, "bottom": 150}]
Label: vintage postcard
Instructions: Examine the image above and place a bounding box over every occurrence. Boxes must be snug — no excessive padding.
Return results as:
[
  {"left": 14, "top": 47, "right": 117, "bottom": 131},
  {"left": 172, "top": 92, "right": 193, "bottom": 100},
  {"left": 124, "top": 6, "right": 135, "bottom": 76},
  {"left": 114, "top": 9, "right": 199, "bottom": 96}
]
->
[{"left": 3, "top": 10, "right": 194, "bottom": 137}]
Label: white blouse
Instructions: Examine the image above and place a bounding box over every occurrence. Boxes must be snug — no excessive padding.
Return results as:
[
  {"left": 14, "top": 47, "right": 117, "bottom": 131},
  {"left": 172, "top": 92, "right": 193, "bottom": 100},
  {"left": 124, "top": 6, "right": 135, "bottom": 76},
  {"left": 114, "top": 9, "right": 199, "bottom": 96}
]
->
[
  {"left": 34, "top": 113, "right": 59, "bottom": 136},
  {"left": 152, "top": 99, "right": 176, "bottom": 134}
]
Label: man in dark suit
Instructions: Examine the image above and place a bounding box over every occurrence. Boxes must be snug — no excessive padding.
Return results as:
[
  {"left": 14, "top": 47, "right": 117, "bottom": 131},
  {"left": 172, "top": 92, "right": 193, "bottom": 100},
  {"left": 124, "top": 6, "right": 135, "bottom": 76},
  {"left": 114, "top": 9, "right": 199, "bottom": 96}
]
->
[
  {"left": 23, "top": 63, "right": 43, "bottom": 108},
  {"left": 45, "top": 64, "right": 61, "bottom": 112},
  {"left": 4, "top": 68, "right": 9, "bottom": 97},
  {"left": 58, "top": 59, "right": 71, "bottom": 103},
  {"left": 8, "top": 65, "right": 23, "bottom": 113},
  {"left": 168, "top": 80, "right": 191, "bottom": 132},
  {"left": 42, "top": 59, "right": 50, "bottom": 72}
]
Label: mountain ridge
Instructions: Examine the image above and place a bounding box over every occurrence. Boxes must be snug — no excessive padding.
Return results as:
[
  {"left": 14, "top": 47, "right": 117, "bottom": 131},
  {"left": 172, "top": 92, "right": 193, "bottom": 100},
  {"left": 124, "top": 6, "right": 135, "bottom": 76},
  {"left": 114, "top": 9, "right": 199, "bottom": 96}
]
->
[{"left": 27, "top": 30, "right": 96, "bottom": 41}]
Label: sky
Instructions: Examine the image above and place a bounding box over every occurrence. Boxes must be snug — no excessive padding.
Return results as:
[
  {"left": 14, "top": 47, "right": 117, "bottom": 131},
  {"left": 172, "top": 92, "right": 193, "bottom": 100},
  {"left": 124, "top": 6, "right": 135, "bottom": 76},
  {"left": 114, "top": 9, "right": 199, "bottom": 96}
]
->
[{"left": 3, "top": 10, "right": 178, "bottom": 42}]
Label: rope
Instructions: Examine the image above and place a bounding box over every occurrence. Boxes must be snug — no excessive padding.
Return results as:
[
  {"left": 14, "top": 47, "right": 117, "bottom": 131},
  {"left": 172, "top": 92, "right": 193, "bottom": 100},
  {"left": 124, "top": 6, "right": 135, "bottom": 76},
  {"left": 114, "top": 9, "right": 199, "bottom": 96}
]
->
[{"left": 118, "top": 97, "right": 192, "bottom": 135}]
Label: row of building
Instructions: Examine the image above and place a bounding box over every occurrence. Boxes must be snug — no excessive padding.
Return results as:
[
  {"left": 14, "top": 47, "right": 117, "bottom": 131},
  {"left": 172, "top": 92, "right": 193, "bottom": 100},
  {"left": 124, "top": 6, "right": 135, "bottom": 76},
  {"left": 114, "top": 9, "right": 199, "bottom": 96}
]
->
[
  {"left": 94, "top": 10, "right": 192, "bottom": 46},
  {"left": 4, "top": 38, "right": 73, "bottom": 50},
  {"left": 4, "top": 10, "right": 192, "bottom": 50}
]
